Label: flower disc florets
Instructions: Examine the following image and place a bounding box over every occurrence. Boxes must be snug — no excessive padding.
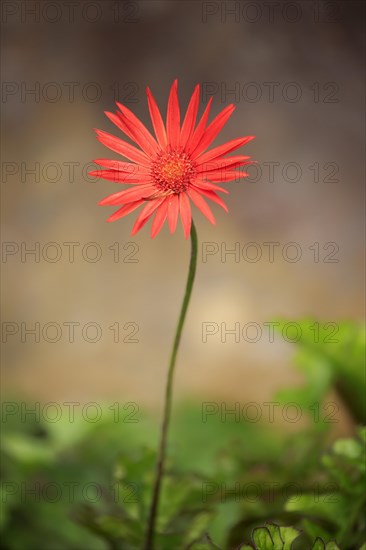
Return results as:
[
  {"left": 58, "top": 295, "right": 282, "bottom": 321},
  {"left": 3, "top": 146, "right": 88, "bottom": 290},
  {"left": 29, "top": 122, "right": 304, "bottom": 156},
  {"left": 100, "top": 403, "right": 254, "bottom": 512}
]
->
[{"left": 151, "top": 149, "right": 196, "bottom": 194}]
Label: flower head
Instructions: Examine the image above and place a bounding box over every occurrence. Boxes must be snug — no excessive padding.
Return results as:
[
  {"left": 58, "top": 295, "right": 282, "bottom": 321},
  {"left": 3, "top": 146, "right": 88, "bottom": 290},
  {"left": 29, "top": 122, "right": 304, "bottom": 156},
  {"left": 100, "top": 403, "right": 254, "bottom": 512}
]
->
[{"left": 90, "top": 80, "right": 255, "bottom": 238}]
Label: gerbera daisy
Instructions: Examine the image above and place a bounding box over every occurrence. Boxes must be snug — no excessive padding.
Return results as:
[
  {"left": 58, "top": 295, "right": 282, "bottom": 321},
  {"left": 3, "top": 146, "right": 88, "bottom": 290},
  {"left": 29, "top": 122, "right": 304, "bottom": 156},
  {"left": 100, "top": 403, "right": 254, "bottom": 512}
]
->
[{"left": 90, "top": 80, "right": 255, "bottom": 238}]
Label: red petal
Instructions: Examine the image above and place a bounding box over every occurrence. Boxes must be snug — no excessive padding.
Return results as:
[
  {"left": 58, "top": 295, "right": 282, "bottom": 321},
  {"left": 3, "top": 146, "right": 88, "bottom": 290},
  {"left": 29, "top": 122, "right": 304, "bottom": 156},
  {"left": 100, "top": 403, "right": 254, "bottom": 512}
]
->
[
  {"left": 186, "top": 97, "right": 213, "bottom": 154},
  {"left": 131, "top": 198, "right": 165, "bottom": 235},
  {"left": 197, "top": 136, "right": 255, "bottom": 165},
  {"left": 196, "top": 155, "right": 250, "bottom": 173},
  {"left": 104, "top": 110, "right": 157, "bottom": 157},
  {"left": 187, "top": 187, "right": 216, "bottom": 225},
  {"left": 99, "top": 184, "right": 156, "bottom": 206},
  {"left": 167, "top": 194, "right": 179, "bottom": 233},
  {"left": 151, "top": 199, "right": 169, "bottom": 238},
  {"left": 179, "top": 192, "right": 192, "bottom": 239},
  {"left": 89, "top": 169, "right": 143, "bottom": 184},
  {"left": 166, "top": 79, "right": 180, "bottom": 148},
  {"left": 106, "top": 200, "right": 145, "bottom": 222},
  {"left": 116, "top": 102, "right": 159, "bottom": 153},
  {"left": 192, "top": 178, "right": 229, "bottom": 194},
  {"left": 114, "top": 113, "right": 156, "bottom": 157},
  {"left": 191, "top": 104, "right": 235, "bottom": 158},
  {"left": 104, "top": 111, "right": 135, "bottom": 143},
  {"left": 93, "top": 158, "right": 149, "bottom": 175},
  {"left": 146, "top": 87, "right": 167, "bottom": 148},
  {"left": 95, "top": 129, "right": 151, "bottom": 166},
  {"left": 180, "top": 84, "right": 200, "bottom": 148},
  {"left": 195, "top": 188, "right": 229, "bottom": 212}
]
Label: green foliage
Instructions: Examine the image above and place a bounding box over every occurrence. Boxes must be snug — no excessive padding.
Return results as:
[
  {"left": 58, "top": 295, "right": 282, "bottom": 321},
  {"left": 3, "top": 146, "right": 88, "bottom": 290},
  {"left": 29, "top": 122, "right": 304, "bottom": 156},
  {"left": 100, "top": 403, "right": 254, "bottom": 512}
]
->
[
  {"left": 284, "top": 427, "right": 366, "bottom": 549},
  {"left": 273, "top": 320, "right": 365, "bottom": 424},
  {"left": 310, "top": 539, "right": 340, "bottom": 550},
  {"left": 251, "top": 523, "right": 301, "bottom": 549},
  {"left": 1, "top": 320, "right": 365, "bottom": 549}
]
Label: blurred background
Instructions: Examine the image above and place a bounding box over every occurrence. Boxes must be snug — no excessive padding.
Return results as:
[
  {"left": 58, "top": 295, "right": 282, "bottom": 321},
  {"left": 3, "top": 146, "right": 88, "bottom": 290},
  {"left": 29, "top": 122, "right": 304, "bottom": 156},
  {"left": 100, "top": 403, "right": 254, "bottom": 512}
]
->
[{"left": 2, "top": 0, "right": 364, "bottom": 414}]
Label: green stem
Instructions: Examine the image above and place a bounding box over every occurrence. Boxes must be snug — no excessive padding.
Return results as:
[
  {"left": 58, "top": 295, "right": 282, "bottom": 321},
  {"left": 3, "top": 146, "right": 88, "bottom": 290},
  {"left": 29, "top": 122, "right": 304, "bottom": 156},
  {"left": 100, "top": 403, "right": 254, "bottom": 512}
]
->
[{"left": 143, "top": 221, "right": 198, "bottom": 550}]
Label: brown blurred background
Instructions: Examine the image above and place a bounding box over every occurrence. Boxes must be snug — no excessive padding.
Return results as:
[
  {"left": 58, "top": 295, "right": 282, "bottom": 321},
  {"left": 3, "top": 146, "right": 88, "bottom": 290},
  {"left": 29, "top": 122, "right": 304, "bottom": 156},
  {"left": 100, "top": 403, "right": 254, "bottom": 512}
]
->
[{"left": 1, "top": 0, "right": 365, "bottom": 418}]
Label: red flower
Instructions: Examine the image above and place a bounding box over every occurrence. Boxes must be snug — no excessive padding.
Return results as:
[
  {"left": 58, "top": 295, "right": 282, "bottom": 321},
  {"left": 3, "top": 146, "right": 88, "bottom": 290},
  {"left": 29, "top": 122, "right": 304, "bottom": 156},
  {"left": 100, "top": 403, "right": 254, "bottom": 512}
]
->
[{"left": 90, "top": 80, "right": 255, "bottom": 238}]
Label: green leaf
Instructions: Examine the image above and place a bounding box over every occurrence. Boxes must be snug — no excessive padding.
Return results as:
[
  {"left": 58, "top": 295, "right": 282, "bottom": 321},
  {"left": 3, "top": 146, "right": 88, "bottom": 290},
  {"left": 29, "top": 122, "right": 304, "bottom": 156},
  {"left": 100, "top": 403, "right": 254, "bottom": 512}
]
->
[
  {"left": 332, "top": 438, "right": 362, "bottom": 460},
  {"left": 279, "top": 526, "right": 301, "bottom": 549},
  {"left": 312, "top": 539, "right": 326, "bottom": 550},
  {"left": 252, "top": 526, "right": 275, "bottom": 549},
  {"left": 240, "top": 524, "right": 301, "bottom": 550},
  {"left": 265, "top": 524, "right": 284, "bottom": 547},
  {"left": 185, "top": 533, "right": 222, "bottom": 549},
  {"left": 311, "top": 541, "right": 341, "bottom": 550}
]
